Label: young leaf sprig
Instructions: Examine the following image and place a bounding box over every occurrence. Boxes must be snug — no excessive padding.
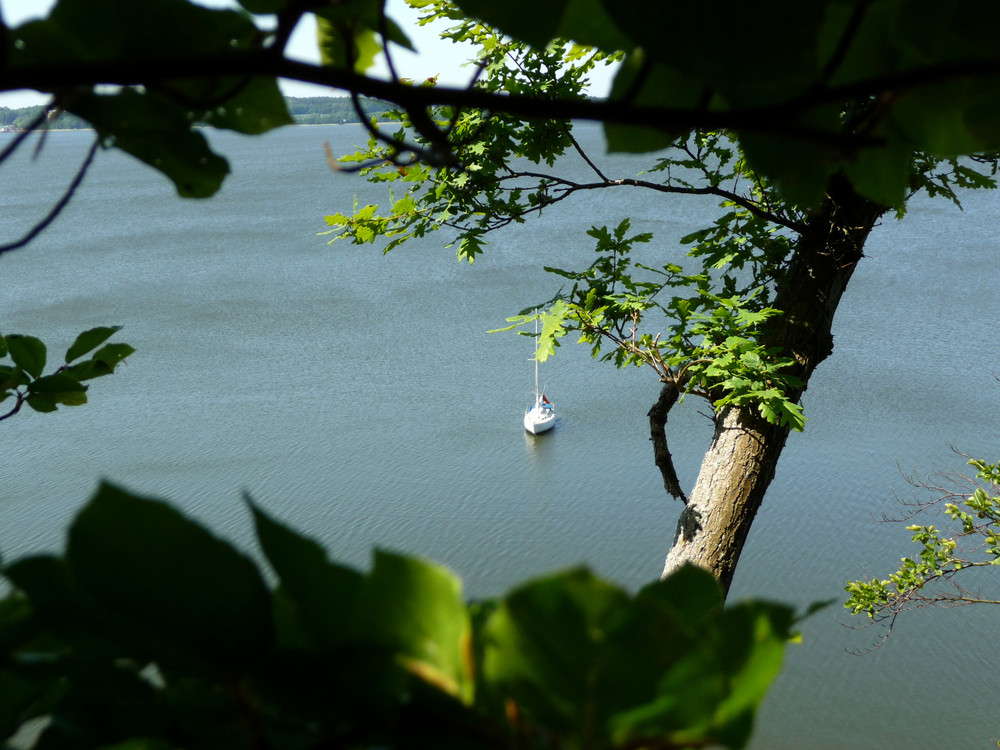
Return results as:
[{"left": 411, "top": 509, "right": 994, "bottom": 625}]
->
[
  {"left": 845, "top": 458, "right": 1000, "bottom": 632},
  {"left": 0, "top": 327, "right": 134, "bottom": 422}
]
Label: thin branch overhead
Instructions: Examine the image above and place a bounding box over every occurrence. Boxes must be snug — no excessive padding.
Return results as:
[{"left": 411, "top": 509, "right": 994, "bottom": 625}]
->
[
  {"left": 10, "top": 52, "right": 996, "bottom": 150},
  {"left": 0, "top": 136, "right": 101, "bottom": 257}
]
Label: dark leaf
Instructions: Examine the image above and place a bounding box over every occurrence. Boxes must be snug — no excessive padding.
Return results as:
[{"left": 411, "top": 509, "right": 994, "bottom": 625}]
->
[
  {"left": 237, "top": 0, "right": 289, "bottom": 12},
  {"left": 841, "top": 135, "right": 913, "bottom": 207},
  {"left": 63, "top": 360, "right": 109, "bottom": 382},
  {"left": 70, "top": 91, "right": 230, "bottom": 198},
  {"left": 63, "top": 343, "right": 134, "bottom": 382},
  {"left": 0, "top": 665, "right": 61, "bottom": 741},
  {"left": 25, "top": 393, "right": 57, "bottom": 413},
  {"left": 190, "top": 76, "right": 293, "bottom": 135},
  {"left": 604, "top": 0, "right": 822, "bottom": 102},
  {"left": 65, "top": 326, "right": 121, "bottom": 364},
  {"left": 10, "top": 0, "right": 261, "bottom": 65},
  {"left": 28, "top": 374, "right": 88, "bottom": 406},
  {"left": 453, "top": 0, "right": 631, "bottom": 51},
  {"left": 250, "top": 501, "right": 363, "bottom": 649},
  {"left": 0, "top": 365, "right": 27, "bottom": 389},
  {"left": 5, "top": 335, "right": 46, "bottom": 379},
  {"left": 604, "top": 52, "right": 708, "bottom": 154},
  {"left": 66, "top": 483, "right": 274, "bottom": 662},
  {"left": 30, "top": 661, "right": 165, "bottom": 750}
]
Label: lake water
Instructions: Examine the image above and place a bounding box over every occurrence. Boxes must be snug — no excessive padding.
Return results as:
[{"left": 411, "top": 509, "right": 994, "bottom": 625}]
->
[{"left": 2, "top": 124, "right": 999, "bottom": 749}]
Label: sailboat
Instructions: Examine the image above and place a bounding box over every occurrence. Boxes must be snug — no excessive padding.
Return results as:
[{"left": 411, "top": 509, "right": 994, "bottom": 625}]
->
[{"left": 523, "top": 317, "right": 556, "bottom": 434}]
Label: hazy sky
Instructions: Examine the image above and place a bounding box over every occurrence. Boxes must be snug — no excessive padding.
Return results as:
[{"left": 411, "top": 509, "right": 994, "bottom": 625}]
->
[{"left": 0, "top": 0, "right": 493, "bottom": 108}]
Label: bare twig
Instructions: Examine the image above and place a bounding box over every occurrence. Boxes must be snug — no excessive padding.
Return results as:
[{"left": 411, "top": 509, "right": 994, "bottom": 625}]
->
[
  {"left": 0, "top": 394, "right": 25, "bottom": 422},
  {"left": 0, "top": 106, "right": 49, "bottom": 167},
  {"left": 0, "top": 137, "right": 101, "bottom": 257}
]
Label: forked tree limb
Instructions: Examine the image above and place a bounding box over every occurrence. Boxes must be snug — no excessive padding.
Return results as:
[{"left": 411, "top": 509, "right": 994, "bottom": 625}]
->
[{"left": 648, "top": 381, "right": 687, "bottom": 504}]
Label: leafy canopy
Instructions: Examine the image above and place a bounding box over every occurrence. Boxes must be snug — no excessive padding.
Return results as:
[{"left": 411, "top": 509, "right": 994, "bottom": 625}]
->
[
  {"left": 6, "top": 0, "right": 1000, "bottom": 204},
  {"left": 326, "top": 3, "right": 999, "bottom": 435}
]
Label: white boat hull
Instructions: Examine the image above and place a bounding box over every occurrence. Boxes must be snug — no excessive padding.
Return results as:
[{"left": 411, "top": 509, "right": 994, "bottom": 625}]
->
[{"left": 524, "top": 404, "right": 556, "bottom": 434}]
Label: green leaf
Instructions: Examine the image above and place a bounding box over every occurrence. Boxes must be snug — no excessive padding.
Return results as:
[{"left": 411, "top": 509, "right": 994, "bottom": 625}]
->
[
  {"left": 535, "top": 300, "right": 570, "bottom": 362},
  {"left": 457, "top": 233, "right": 485, "bottom": 263},
  {"left": 316, "top": 14, "right": 382, "bottom": 73},
  {"left": 27, "top": 373, "right": 88, "bottom": 406},
  {"left": 598, "top": 566, "right": 728, "bottom": 745},
  {"left": 69, "top": 90, "right": 230, "bottom": 198},
  {"left": 841, "top": 134, "right": 914, "bottom": 207},
  {"left": 483, "top": 568, "right": 629, "bottom": 744},
  {"left": 481, "top": 564, "right": 791, "bottom": 749},
  {"left": 25, "top": 393, "right": 57, "bottom": 413},
  {"left": 65, "top": 326, "right": 121, "bottom": 364},
  {"left": 353, "top": 550, "right": 471, "bottom": 701},
  {"left": 66, "top": 483, "right": 274, "bottom": 660},
  {"left": 5, "top": 335, "right": 46, "bottom": 379},
  {"left": 759, "top": 398, "right": 806, "bottom": 431},
  {"left": 63, "top": 360, "right": 107, "bottom": 382},
  {"left": 192, "top": 76, "right": 293, "bottom": 135},
  {"left": 0, "top": 365, "right": 26, "bottom": 389},
  {"left": 637, "top": 562, "right": 724, "bottom": 617},
  {"left": 453, "top": 0, "right": 631, "bottom": 51},
  {"left": 709, "top": 602, "right": 794, "bottom": 746},
  {"left": 92, "top": 343, "right": 135, "bottom": 370},
  {"left": 604, "top": 52, "right": 707, "bottom": 153},
  {"left": 63, "top": 342, "right": 134, "bottom": 381},
  {"left": 250, "top": 500, "right": 363, "bottom": 649}
]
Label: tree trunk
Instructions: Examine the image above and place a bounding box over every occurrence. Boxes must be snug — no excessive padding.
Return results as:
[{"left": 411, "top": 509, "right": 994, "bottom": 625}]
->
[{"left": 661, "top": 176, "right": 888, "bottom": 595}]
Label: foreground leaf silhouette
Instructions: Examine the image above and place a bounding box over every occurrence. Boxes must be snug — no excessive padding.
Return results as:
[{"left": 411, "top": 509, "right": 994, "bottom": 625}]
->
[{"left": 0, "top": 482, "right": 795, "bottom": 749}]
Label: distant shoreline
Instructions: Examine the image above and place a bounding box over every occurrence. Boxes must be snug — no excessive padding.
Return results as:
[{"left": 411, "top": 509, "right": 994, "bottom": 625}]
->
[
  {"left": 0, "top": 121, "right": 373, "bottom": 134},
  {"left": 0, "top": 96, "right": 393, "bottom": 132}
]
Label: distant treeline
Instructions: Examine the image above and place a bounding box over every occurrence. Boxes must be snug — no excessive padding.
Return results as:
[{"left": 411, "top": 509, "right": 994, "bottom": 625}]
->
[
  {"left": 286, "top": 96, "right": 392, "bottom": 124},
  {"left": 0, "top": 96, "right": 393, "bottom": 131}
]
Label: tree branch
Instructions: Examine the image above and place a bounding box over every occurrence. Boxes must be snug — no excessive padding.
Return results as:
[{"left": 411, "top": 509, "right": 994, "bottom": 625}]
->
[
  {"left": 497, "top": 171, "right": 807, "bottom": 233},
  {"left": 0, "top": 53, "right": 914, "bottom": 149},
  {"left": 648, "top": 382, "right": 687, "bottom": 504},
  {"left": 0, "top": 106, "right": 49, "bottom": 167},
  {"left": 0, "top": 137, "right": 100, "bottom": 257}
]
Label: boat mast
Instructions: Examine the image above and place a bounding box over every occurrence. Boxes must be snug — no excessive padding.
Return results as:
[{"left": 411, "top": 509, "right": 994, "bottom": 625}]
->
[{"left": 534, "top": 314, "right": 540, "bottom": 403}]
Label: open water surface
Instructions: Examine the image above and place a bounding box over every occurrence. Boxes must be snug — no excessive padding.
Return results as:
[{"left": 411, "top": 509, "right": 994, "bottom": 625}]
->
[{"left": 2, "top": 124, "right": 999, "bottom": 748}]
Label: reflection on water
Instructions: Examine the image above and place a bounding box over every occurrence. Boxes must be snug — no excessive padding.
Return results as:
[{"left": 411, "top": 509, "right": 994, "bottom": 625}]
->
[
  {"left": 2, "top": 125, "right": 999, "bottom": 750},
  {"left": 524, "top": 420, "right": 559, "bottom": 457}
]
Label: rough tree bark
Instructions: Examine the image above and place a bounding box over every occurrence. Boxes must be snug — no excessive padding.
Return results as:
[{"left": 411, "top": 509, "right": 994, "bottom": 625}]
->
[{"left": 657, "top": 176, "right": 889, "bottom": 595}]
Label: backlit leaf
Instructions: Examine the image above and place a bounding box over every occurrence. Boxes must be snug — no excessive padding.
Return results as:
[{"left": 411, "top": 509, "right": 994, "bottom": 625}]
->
[
  {"left": 353, "top": 550, "right": 471, "bottom": 701},
  {"left": 483, "top": 568, "right": 628, "bottom": 743}
]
